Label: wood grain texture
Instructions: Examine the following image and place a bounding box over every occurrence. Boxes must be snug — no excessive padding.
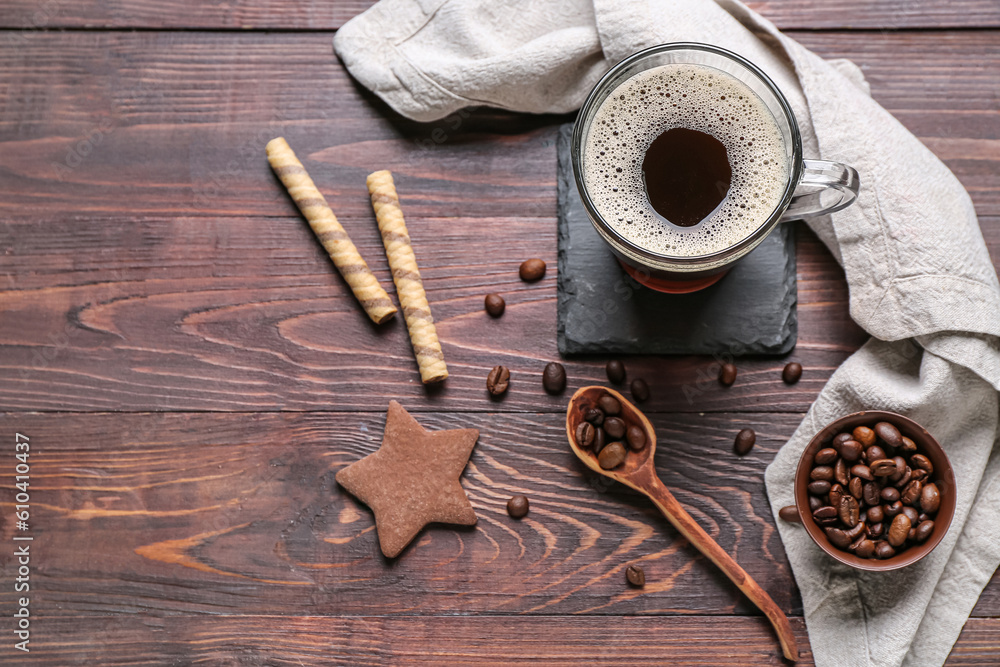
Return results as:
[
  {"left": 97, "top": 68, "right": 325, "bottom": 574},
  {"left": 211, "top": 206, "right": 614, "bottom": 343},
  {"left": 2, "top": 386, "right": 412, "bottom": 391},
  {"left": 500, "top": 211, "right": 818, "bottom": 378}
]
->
[
  {"left": 0, "top": 32, "right": 997, "bottom": 219},
  {"left": 0, "top": 214, "right": 870, "bottom": 412},
  {"left": 1, "top": 0, "right": 997, "bottom": 30},
  {"left": 6, "top": 615, "right": 1000, "bottom": 665},
  {"left": 0, "top": 410, "right": 808, "bottom": 617}
]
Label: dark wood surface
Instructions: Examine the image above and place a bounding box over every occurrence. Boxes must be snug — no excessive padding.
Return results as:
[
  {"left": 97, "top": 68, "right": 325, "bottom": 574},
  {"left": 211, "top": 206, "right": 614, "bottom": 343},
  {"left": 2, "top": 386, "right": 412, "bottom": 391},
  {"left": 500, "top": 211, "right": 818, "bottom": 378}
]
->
[{"left": 0, "top": 1, "right": 998, "bottom": 664}]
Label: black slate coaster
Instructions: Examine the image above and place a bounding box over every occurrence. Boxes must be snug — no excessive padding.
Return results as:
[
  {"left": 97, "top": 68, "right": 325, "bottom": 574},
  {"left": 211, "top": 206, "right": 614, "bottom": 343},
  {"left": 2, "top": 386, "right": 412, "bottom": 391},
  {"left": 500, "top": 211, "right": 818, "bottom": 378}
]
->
[{"left": 557, "top": 124, "right": 797, "bottom": 356}]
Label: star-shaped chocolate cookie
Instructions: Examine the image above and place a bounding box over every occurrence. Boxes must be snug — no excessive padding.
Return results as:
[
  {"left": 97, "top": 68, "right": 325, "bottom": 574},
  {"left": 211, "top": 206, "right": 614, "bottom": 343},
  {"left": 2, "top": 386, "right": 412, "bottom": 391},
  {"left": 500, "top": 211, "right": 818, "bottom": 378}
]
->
[{"left": 336, "top": 400, "right": 479, "bottom": 558}]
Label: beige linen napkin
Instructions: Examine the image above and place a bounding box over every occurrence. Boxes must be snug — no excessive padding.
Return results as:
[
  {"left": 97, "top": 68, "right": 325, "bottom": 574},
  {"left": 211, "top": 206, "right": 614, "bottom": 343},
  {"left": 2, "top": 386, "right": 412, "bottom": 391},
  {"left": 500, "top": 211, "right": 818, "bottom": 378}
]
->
[{"left": 334, "top": 1, "right": 1000, "bottom": 664}]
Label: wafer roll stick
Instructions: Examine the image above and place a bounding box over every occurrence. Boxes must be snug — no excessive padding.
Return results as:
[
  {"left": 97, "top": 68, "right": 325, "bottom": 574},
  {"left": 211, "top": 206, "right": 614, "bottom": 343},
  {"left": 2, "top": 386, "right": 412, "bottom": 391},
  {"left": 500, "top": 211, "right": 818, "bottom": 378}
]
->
[
  {"left": 266, "top": 137, "right": 397, "bottom": 325},
  {"left": 367, "top": 170, "right": 448, "bottom": 384}
]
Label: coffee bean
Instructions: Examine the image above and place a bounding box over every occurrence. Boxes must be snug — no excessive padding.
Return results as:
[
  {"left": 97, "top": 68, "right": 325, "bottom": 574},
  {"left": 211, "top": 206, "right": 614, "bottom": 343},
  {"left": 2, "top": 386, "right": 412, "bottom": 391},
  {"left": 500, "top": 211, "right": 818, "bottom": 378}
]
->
[
  {"left": 832, "top": 432, "right": 854, "bottom": 448},
  {"left": 851, "top": 465, "right": 874, "bottom": 482},
  {"left": 914, "top": 520, "right": 935, "bottom": 543},
  {"left": 519, "top": 258, "right": 546, "bottom": 282},
  {"left": 630, "top": 378, "right": 650, "bottom": 403},
  {"left": 778, "top": 506, "right": 801, "bottom": 523},
  {"left": 542, "top": 362, "right": 566, "bottom": 394},
  {"left": 598, "top": 441, "right": 627, "bottom": 470},
  {"left": 844, "top": 521, "right": 866, "bottom": 541},
  {"left": 575, "top": 421, "right": 596, "bottom": 449},
  {"left": 885, "top": 501, "right": 903, "bottom": 518},
  {"left": 918, "top": 513, "right": 930, "bottom": 523},
  {"left": 875, "top": 541, "right": 896, "bottom": 559},
  {"left": 815, "top": 448, "right": 838, "bottom": 465},
  {"left": 834, "top": 458, "right": 849, "bottom": 486},
  {"left": 811, "top": 466, "right": 834, "bottom": 482},
  {"left": 880, "top": 487, "right": 900, "bottom": 503},
  {"left": 862, "top": 482, "right": 881, "bottom": 507},
  {"left": 808, "top": 496, "right": 823, "bottom": 512},
  {"left": 584, "top": 407, "right": 605, "bottom": 426},
  {"left": 507, "top": 495, "right": 529, "bottom": 518},
  {"left": 867, "top": 504, "right": 885, "bottom": 524},
  {"left": 893, "top": 466, "right": 912, "bottom": 490},
  {"left": 825, "top": 527, "right": 851, "bottom": 549},
  {"left": 484, "top": 293, "right": 506, "bottom": 317},
  {"left": 839, "top": 496, "right": 860, "bottom": 527},
  {"left": 899, "top": 436, "right": 918, "bottom": 454},
  {"left": 719, "top": 363, "right": 737, "bottom": 386},
  {"left": 900, "top": 480, "right": 922, "bottom": 506},
  {"left": 625, "top": 564, "right": 645, "bottom": 587},
  {"left": 808, "top": 480, "right": 832, "bottom": 495},
  {"left": 828, "top": 484, "right": 844, "bottom": 510},
  {"left": 734, "top": 429, "right": 756, "bottom": 456},
  {"left": 888, "top": 456, "right": 907, "bottom": 484},
  {"left": 920, "top": 483, "right": 941, "bottom": 513},
  {"left": 593, "top": 427, "right": 607, "bottom": 454},
  {"left": 606, "top": 360, "right": 626, "bottom": 384},
  {"left": 598, "top": 395, "right": 621, "bottom": 416},
  {"left": 782, "top": 362, "right": 802, "bottom": 384},
  {"left": 870, "top": 459, "right": 897, "bottom": 477},
  {"left": 910, "top": 468, "right": 929, "bottom": 482},
  {"left": 853, "top": 426, "right": 876, "bottom": 447},
  {"left": 908, "top": 527, "right": 917, "bottom": 542},
  {"left": 604, "top": 417, "right": 626, "bottom": 439},
  {"left": 812, "top": 506, "right": 838, "bottom": 522},
  {"left": 888, "top": 514, "right": 911, "bottom": 547},
  {"left": 875, "top": 422, "right": 903, "bottom": 449},
  {"left": 865, "top": 445, "right": 886, "bottom": 462},
  {"left": 849, "top": 477, "right": 863, "bottom": 500},
  {"left": 868, "top": 522, "right": 884, "bottom": 539},
  {"left": 626, "top": 425, "right": 646, "bottom": 451},
  {"left": 901, "top": 506, "right": 919, "bottom": 525},
  {"left": 837, "top": 439, "right": 863, "bottom": 463},
  {"left": 486, "top": 365, "right": 510, "bottom": 396},
  {"left": 854, "top": 539, "right": 876, "bottom": 558},
  {"left": 911, "top": 454, "right": 934, "bottom": 475}
]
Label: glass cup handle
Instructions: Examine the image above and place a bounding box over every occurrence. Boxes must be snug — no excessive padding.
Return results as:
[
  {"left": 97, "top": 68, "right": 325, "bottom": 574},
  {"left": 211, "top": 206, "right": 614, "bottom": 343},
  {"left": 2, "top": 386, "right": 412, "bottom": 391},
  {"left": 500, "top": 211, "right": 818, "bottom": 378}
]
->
[{"left": 780, "top": 159, "right": 860, "bottom": 221}]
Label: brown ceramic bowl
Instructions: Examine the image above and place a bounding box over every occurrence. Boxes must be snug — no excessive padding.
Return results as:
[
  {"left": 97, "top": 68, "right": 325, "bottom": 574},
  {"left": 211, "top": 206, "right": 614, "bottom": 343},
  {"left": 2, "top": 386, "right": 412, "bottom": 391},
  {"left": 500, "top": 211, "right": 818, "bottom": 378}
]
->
[{"left": 794, "top": 410, "right": 956, "bottom": 571}]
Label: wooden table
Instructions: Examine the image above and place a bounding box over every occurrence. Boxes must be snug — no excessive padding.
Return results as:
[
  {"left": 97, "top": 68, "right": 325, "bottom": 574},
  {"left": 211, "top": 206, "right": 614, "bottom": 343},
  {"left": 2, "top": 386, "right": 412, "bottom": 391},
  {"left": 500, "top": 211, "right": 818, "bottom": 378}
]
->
[{"left": 1, "top": 1, "right": 998, "bottom": 664}]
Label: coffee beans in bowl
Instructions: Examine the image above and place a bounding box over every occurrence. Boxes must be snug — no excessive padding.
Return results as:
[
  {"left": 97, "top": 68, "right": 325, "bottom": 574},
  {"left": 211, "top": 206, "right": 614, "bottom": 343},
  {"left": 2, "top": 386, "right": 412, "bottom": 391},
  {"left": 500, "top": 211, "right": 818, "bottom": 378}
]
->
[{"left": 792, "top": 410, "right": 956, "bottom": 571}]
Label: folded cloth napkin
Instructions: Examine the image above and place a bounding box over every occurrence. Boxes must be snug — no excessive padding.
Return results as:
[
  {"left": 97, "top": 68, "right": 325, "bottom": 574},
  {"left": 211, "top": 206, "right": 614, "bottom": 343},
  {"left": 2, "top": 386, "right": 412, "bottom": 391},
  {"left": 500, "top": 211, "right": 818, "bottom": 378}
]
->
[{"left": 334, "top": 2, "right": 1000, "bottom": 665}]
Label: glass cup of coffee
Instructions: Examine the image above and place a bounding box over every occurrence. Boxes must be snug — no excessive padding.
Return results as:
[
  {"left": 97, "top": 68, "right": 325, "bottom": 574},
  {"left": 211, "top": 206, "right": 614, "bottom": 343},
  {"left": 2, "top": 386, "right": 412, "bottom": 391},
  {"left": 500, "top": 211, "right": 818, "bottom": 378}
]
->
[{"left": 572, "top": 42, "right": 860, "bottom": 293}]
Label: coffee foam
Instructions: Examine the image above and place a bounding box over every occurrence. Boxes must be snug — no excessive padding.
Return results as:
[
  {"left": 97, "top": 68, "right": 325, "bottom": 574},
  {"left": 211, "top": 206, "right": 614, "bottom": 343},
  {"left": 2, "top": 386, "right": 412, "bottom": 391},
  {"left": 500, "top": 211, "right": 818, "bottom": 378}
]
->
[{"left": 583, "top": 63, "right": 788, "bottom": 257}]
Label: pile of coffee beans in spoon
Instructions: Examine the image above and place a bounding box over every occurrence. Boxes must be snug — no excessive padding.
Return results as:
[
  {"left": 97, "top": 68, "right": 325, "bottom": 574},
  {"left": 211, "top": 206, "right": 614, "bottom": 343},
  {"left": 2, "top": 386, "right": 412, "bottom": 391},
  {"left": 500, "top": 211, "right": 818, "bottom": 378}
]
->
[
  {"left": 796, "top": 420, "right": 942, "bottom": 560},
  {"left": 573, "top": 392, "right": 647, "bottom": 470}
]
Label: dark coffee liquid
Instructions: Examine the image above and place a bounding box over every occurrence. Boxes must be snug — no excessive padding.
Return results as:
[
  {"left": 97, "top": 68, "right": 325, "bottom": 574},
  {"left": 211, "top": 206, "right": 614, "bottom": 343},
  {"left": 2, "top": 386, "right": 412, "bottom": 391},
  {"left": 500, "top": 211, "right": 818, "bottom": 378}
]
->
[{"left": 641, "top": 127, "right": 732, "bottom": 227}]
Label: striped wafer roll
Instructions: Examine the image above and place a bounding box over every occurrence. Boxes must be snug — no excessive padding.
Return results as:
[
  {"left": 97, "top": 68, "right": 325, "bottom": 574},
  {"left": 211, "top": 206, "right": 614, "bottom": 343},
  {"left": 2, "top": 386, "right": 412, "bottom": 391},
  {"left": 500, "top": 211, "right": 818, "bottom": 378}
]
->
[
  {"left": 266, "top": 137, "right": 397, "bottom": 325},
  {"left": 366, "top": 170, "right": 448, "bottom": 384}
]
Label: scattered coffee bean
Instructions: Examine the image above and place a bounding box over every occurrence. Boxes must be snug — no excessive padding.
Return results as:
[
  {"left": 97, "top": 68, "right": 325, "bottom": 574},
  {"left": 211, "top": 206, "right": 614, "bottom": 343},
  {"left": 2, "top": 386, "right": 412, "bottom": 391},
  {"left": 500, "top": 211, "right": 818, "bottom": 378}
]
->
[
  {"left": 604, "top": 417, "right": 626, "bottom": 440},
  {"left": 584, "top": 407, "right": 605, "bottom": 426},
  {"left": 734, "top": 429, "right": 756, "bottom": 456},
  {"left": 875, "top": 422, "right": 902, "bottom": 449},
  {"left": 598, "top": 395, "right": 621, "bottom": 416},
  {"left": 630, "top": 378, "right": 650, "bottom": 403},
  {"left": 782, "top": 362, "right": 803, "bottom": 384},
  {"left": 804, "top": 418, "right": 945, "bottom": 561},
  {"left": 598, "top": 441, "right": 627, "bottom": 470},
  {"left": 814, "top": 448, "right": 838, "bottom": 465},
  {"left": 519, "top": 258, "right": 546, "bottom": 282},
  {"left": 626, "top": 425, "right": 646, "bottom": 451},
  {"left": 778, "top": 506, "right": 801, "bottom": 523},
  {"left": 575, "top": 421, "right": 596, "bottom": 449},
  {"left": 486, "top": 365, "right": 510, "bottom": 396},
  {"left": 542, "top": 362, "right": 566, "bottom": 394},
  {"left": 484, "top": 293, "right": 506, "bottom": 317},
  {"left": 606, "top": 360, "right": 626, "bottom": 384},
  {"left": 853, "top": 426, "right": 876, "bottom": 447},
  {"left": 507, "top": 495, "right": 529, "bottom": 519},
  {"left": 625, "top": 564, "right": 646, "bottom": 587},
  {"left": 719, "top": 363, "right": 737, "bottom": 386}
]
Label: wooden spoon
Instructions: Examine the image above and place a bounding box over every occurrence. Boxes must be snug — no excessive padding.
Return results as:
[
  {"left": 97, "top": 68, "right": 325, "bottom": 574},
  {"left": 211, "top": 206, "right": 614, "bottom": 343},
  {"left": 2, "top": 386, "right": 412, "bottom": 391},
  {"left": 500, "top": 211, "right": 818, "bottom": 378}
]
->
[{"left": 566, "top": 386, "right": 798, "bottom": 662}]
